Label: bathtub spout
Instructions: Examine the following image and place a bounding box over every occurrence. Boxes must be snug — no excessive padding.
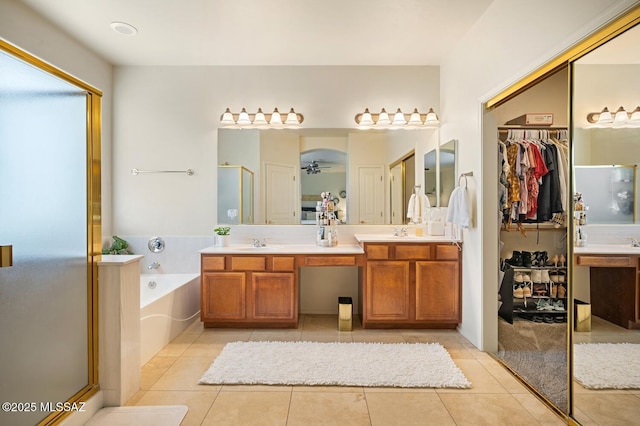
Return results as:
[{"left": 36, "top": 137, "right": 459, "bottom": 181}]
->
[{"left": 148, "top": 261, "right": 161, "bottom": 270}]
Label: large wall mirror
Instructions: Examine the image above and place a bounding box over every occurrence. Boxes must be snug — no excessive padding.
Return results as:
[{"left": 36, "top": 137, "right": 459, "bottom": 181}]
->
[
  {"left": 217, "top": 128, "right": 437, "bottom": 225},
  {"left": 571, "top": 19, "right": 640, "bottom": 425}
]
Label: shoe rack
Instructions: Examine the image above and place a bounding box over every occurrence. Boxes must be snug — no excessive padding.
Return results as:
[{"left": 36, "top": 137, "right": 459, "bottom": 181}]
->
[{"left": 499, "top": 256, "right": 567, "bottom": 324}]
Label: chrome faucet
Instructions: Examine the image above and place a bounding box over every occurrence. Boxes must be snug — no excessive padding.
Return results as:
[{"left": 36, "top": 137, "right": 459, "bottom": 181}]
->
[
  {"left": 629, "top": 237, "right": 640, "bottom": 247},
  {"left": 148, "top": 261, "right": 161, "bottom": 270},
  {"left": 392, "top": 227, "right": 408, "bottom": 237},
  {"left": 249, "top": 237, "right": 268, "bottom": 247}
]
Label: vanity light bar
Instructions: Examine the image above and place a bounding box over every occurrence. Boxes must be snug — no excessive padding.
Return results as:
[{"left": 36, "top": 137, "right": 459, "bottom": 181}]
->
[
  {"left": 220, "top": 107, "right": 304, "bottom": 129},
  {"left": 354, "top": 108, "right": 439, "bottom": 129},
  {"left": 586, "top": 106, "right": 640, "bottom": 127}
]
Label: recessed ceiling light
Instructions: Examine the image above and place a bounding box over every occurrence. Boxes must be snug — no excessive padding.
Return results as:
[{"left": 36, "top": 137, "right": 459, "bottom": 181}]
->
[{"left": 110, "top": 21, "right": 138, "bottom": 36}]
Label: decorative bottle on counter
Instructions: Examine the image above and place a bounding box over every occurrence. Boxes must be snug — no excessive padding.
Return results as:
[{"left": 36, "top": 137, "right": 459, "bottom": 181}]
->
[{"left": 317, "top": 191, "right": 338, "bottom": 247}]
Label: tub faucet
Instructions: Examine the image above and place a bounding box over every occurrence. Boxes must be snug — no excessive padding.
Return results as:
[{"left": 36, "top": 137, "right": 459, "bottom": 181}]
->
[
  {"left": 148, "top": 261, "right": 161, "bottom": 270},
  {"left": 629, "top": 237, "right": 640, "bottom": 247}
]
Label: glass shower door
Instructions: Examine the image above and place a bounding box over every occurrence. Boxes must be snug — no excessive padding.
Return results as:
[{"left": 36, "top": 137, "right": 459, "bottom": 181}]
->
[{"left": 0, "top": 50, "right": 91, "bottom": 425}]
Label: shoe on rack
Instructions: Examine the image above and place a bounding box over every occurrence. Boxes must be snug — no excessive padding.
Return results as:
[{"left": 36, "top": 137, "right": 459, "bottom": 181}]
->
[
  {"left": 522, "top": 283, "right": 532, "bottom": 298},
  {"left": 506, "top": 251, "right": 523, "bottom": 267},
  {"left": 550, "top": 283, "right": 557, "bottom": 298},
  {"left": 549, "top": 270, "right": 559, "bottom": 283},
  {"left": 522, "top": 251, "right": 532, "bottom": 268},
  {"left": 557, "top": 284, "right": 566, "bottom": 298},
  {"left": 559, "top": 254, "right": 566, "bottom": 267},
  {"left": 540, "top": 269, "right": 550, "bottom": 283},
  {"left": 531, "top": 269, "right": 542, "bottom": 283},
  {"left": 514, "top": 272, "right": 524, "bottom": 283},
  {"left": 514, "top": 285, "right": 524, "bottom": 298},
  {"left": 546, "top": 254, "right": 559, "bottom": 267},
  {"left": 533, "top": 282, "right": 547, "bottom": 296},
  {"left": 553, "top": 300, "right": 565, "bottom": 311},
  {"left": 543, "top": 315, "right": 555, "bottom": 323},
  {"left": 558, "top": 270, "right": 566, "bottom": 283},
  {"left": 538, "top": 251, "right": 548, "bottom": 267},
  {"left": 536, "top": 299, "right": 550, "bottom": 310}
]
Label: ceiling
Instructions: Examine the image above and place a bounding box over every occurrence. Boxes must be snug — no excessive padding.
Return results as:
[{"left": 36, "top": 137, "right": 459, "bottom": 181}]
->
[{"left": 18, "top": 0, "right": 494, "bottom": 66}]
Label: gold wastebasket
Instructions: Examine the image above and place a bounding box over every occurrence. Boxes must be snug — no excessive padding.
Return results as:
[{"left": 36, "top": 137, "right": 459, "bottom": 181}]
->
[
  {"left": 575, "top": 299, "right": 591, "bottom": 332},
  {"left": 338, "top": 297, "right": 353, "bottom": 331}
]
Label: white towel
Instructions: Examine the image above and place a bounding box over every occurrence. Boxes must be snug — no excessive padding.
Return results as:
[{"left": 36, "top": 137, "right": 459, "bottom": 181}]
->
[
  {"left": 407, "top": 193, "right": 430, "bottom": 223},
  {"left": 445, "top": 186, "right": 470, "bottom": 228}
]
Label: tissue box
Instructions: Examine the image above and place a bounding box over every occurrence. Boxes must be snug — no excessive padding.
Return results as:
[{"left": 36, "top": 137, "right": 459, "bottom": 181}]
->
[{"left": 427, "top": 221, "right": 445, "bottom": 236}]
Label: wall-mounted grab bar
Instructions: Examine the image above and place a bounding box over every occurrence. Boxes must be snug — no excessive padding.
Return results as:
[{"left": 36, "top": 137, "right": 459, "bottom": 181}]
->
[{"left": 131, "top": 168, "right": 194, "bottom": 176}]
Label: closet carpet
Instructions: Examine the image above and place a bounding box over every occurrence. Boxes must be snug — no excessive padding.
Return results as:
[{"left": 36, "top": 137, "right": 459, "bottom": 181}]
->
[{"left": 496, "top": 317, "right": 567, "bottom": 412}]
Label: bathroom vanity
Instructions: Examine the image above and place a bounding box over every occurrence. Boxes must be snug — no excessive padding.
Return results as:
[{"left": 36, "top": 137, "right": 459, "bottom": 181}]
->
[
  {"left": 199, "top": 235, "right": 462, "bottom": 329},
  {"left": 574, "top": 244, "right": 640, "bottom": 329}
]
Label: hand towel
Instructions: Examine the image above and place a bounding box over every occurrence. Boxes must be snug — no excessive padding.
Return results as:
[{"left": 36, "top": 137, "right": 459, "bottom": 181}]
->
[
  {"left": 445, "top": 186, "right": 470, "bottom": 228},
  {"left": 407, "top": 193, "right": 430, "bottom": 223}
]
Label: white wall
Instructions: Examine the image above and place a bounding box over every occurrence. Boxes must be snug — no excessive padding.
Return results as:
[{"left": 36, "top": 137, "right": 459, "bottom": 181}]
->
[
  {"left": 439, "top": 0, "right": 638, "bottom": 350},
  {"left": 112, "top": 66, "right": 439, "bottom": 235},
  {"left": 0, "top": 0, "right": 114, "bottom": 236}
]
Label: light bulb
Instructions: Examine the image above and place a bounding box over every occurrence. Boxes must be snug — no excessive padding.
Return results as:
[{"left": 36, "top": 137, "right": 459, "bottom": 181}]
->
[
  {"left": 270, "top": 108, "right": 283, "bottom": 125},
  {"left": 285, "top": 108, "right": 299, "bottom": 125},
  {"left": 359, "top": 108, "right": 374, "bottom": 126},
  {"left": 253, "top": 108, "right": 268, "bottom": 126},
  {"left": 392, "top": 108, "right": 406, "bottom": 126},
  {"left": 408, "top": 108, "right": 423, "bottom": 125},
  {"left": 425, "top": 108, "right": 439, "bottom": 124},
  {"left": 630, "top": 106, "right": 640, "bottom": 123},
  {"left": 614, "top": 106, "right": 629, "bottom": 124},
  {"left": 220, "top": 107, "right": 235, "bottom": 125},
  {"left": 237, "top": 107, "right": 251, "bottom": 125},
  {"left": 597, "top": 107, "right": 613, "bottom": 124},
  {"left": 376, "top": 108, "right": 390, "bottom": 126}
]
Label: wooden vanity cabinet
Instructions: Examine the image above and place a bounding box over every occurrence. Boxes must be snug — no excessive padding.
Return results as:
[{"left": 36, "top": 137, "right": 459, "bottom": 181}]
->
[
  {"left": 201, "top": 254, "right": 298, "bottom": 328},
  {"left": 362, "top": 242, "right": 461, "bottom": 328}
]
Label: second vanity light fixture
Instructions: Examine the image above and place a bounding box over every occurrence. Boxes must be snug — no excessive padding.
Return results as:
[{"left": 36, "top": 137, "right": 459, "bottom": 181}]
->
[
  {"left": 220, "top": 107, "right": 304, "bottom": 129},
  {"left": 354, "top": 107, "right": 439, "bottom": 129},
  {"left": 586, "top": 106, "right": 640, "bottom": 128}
]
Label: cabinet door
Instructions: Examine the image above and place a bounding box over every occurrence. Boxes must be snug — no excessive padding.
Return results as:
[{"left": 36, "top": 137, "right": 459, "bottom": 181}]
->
[
  {"left": 251, "top": 272, "right": 297, "bottom": 321},
  {"left": 415, "top": 261, "right": 460, "bottom": 322},
  {"left": 201, "top": 272, "right": 246, "bottom": 320},
  {"left": 365, "top": 261, "right": 410, "bottom": 321}
]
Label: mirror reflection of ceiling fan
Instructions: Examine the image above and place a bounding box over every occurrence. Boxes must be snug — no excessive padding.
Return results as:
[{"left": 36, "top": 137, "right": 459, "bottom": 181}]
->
[{"left": 302, "top": 160, "right": 331, "bottom": 175}]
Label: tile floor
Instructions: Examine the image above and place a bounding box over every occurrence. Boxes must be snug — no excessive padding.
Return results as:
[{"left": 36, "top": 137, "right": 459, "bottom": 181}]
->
[{"left": 126, "top": 314, "right": 566, "bottom": 425}]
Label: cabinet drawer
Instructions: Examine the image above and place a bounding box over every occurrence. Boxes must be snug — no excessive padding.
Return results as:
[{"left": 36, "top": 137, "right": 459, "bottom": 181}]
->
[
  {"left": 231, "top": 256, "right": 266, "bottom": 271},
  {"left": 272, "top": 256, "right": 295, "bottom": 271},
  {"left": 366, "top": 245, "right": 389, "bottom": 260},
  {"left": 395, "top": 245, "right": 431, "bottom": 260},
  {"left": 436, "top": 245, "right": 459, "bottom": 260},
  {"left": 202, "top": 256, "right": 225, "bottom": 271},
  {"left": 304, "top": 256, "right": 357, "bottom": 266},
  {"left": 576, "top": 255, "right": 634, "bottom": 267}
]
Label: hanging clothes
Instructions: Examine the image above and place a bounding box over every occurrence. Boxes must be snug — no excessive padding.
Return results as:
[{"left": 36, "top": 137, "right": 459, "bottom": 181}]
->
[{"left": 498, "top": 128, "right": 567, "bottom": 226}]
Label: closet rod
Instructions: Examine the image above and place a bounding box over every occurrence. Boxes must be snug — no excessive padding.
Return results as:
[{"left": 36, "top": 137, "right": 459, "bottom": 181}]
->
[{"left": 498, "top": 127, "right": 567, "bottom": 134}]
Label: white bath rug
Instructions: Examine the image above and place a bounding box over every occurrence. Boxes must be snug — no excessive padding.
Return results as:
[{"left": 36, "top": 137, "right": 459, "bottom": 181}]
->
[
  {"left": 574, "top": 343, "right": 640, "bottom": 389},
  {"left": 86, "top": 405, "right": 188, "bottom": 426},
  {"left": 199, "top": 341, "right": 471, "bottom": 388}
]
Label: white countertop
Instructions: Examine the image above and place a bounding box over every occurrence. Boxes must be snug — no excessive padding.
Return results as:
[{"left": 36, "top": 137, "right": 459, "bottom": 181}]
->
[
  {"left": 98, "top": 254, "right": 144, "bottom": 265},
  {"left": 353, "top": 233, "right": 460, "bottom": 243},
  {"left": 574, "top": 244, "right": 640, "bottom": 255},
  {"left": 199, "top": 244, "right": 364, "bottom": 255}
]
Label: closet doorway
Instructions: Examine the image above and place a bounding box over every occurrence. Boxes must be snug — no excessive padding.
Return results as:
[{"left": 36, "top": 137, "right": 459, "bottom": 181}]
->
[{"left": 487, "top": 68, "right": 570, "bottom": 414}]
